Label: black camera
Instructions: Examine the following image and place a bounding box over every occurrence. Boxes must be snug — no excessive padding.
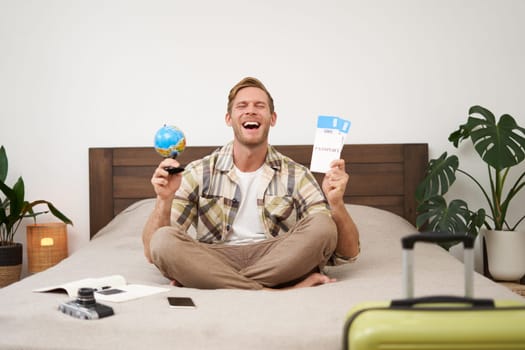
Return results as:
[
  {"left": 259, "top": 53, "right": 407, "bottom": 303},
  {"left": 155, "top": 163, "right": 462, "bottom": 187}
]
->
[{"left": 58, "top": 287, "right": 114, "bottom": 320}]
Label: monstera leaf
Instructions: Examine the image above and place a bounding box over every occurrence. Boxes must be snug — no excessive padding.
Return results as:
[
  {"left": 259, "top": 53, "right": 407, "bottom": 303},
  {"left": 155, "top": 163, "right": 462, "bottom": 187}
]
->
[
  {"left": 415, "top": 152, "right": 459, "bottom": 204},
  {"left": 449, "top": 105, "right": 525, "bottom": 171},
  {"left": 416, "top": 197, "right": 485, "bottom": 249},
  {"left": 417, "top": 197, "right": 470, "bottom": 233}
]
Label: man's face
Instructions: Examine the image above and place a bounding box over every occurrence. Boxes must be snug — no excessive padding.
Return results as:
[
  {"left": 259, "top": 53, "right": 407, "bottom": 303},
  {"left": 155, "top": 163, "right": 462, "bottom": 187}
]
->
[{"left": 226, "top": 87, "right": 276, "bottom": 147}]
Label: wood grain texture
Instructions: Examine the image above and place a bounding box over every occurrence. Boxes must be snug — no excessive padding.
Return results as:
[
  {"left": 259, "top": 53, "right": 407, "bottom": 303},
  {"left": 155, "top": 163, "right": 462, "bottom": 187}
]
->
[{"left": 89, "top": 144, "right": 428, "bottom": 238}]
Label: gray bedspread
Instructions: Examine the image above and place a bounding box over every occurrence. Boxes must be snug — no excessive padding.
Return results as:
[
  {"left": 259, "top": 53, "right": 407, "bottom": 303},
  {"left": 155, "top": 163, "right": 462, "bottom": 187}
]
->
[{"left": 0, "top": 199, "right": 521, "bottom": 349}]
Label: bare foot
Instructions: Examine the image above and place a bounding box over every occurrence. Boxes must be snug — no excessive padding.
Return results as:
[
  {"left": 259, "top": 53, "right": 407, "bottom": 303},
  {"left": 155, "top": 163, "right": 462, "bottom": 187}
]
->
[
  {"left": 170, "top": 279, "right": 183, "bottom": 287},
  {"left": 291, "top": 272, "right": 336, "bottom": 289},
  {"left": 264, "top": 272, "right": 336, "bottom": 291}
]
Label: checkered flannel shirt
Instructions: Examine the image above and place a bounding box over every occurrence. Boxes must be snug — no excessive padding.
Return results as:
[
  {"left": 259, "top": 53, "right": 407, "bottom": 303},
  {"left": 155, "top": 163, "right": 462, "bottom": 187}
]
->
[{"left": 170, "top": 142, "right": 330, "bottom": 244}]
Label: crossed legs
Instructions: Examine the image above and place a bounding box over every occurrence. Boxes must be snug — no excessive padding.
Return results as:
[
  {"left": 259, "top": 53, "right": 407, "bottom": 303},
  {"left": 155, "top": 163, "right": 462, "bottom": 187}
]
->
[{"left": 149, "top": 213, "right": 337, "bottom": 290}]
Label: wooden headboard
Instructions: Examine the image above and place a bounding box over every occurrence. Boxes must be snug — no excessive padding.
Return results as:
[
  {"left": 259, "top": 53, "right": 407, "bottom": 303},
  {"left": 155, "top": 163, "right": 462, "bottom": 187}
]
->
[{"left": 89, "top": 144, "right": 428, "bottom": 239}]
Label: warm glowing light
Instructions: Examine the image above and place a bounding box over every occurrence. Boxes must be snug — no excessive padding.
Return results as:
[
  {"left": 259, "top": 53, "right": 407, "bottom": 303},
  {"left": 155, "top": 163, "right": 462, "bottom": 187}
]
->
[{"left": 40, "top": 237, "right": 54, "bottom": 246}]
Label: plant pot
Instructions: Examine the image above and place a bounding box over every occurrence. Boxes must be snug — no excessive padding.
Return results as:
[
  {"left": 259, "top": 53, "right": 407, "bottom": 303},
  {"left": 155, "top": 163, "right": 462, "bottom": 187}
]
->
[
  {"left": 484, "top": 229, "right": 525, "bottom": 282},
  {"left": 0, "top": 242, "right": 23, "bottom": 287}
]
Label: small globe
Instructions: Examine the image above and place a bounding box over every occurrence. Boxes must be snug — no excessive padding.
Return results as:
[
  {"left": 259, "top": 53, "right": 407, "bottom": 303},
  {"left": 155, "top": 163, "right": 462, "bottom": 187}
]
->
[{"left": 154, "top": 125, "right": 186, "bottom": 158}]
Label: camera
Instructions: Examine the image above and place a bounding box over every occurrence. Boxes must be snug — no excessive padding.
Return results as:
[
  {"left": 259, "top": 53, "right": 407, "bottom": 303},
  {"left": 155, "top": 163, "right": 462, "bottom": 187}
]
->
[{"left": 58, "top": 287, "right": 114, "bottom": 320}]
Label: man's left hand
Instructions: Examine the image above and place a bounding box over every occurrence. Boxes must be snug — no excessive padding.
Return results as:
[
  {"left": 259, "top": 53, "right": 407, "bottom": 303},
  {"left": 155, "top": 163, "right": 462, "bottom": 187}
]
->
[{"left": 321, "top": 159, "right": 348, "bottom": 206}]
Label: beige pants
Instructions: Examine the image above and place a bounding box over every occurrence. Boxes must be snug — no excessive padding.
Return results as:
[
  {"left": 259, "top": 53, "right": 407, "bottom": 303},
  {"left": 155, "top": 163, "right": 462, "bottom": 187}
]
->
[{"left": 150, "top": 213, "right": 337, "bottom": 290}]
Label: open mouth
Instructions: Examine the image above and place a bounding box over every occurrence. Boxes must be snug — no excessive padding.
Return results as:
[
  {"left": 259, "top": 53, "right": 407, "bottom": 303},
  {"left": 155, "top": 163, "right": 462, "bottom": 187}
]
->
[{"left": 243, "top": 121, "right": 260, "bottom": 130}]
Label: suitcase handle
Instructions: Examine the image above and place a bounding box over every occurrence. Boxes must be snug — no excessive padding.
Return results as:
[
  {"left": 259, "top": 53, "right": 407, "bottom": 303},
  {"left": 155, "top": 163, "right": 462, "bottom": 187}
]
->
[
  {"left": 401, "top": 232, "right": 476, "bottom": 299},
  {"left": 391, "top": 296, "right": 495, "bottom": 308},
  {"left": 401, "top": 232, "right": 475, "bottom": 250}
]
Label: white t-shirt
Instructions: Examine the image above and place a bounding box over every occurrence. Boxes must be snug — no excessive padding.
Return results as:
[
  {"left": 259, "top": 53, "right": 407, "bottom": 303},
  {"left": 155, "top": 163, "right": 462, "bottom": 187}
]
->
[{"left": 225, "top": 166, "right": 266, "bottom": 245}]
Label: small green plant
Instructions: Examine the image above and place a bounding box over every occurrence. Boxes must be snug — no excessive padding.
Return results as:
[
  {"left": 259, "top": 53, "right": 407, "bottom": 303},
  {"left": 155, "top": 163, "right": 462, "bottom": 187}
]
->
[
  {"left": 0, "top": 145, "right": 72, "bottom": 245},
  {"left": 415, "top": 105, "right": 525, "bottom": 247}
]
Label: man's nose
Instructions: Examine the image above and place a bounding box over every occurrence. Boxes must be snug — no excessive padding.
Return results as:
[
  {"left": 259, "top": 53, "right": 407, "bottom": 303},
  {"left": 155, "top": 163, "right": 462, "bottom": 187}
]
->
[{"left": 245, "top": 104, "right": 257, "bottom": 115}]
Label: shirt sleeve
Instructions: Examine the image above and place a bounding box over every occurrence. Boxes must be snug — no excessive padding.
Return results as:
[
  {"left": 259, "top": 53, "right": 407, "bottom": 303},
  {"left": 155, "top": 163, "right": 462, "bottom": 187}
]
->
[
  {"left": 327, "top": 244, "right": 360, "bottom": 266},
  {"left": 294, "top": 167, "right": 331, "bottom": 218},
  {"left": 170, "top": 166, "right": 199, "bottom": 231}
]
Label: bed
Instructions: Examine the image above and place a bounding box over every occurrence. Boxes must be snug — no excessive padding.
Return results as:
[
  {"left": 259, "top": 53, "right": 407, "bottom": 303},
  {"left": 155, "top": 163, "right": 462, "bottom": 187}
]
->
[{"left": 0, "top": 143, "right": 522, "bottom": 350}]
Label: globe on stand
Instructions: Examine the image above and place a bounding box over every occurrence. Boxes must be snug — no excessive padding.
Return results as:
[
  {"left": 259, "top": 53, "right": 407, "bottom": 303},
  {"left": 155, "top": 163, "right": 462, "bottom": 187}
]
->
[
  {"left": 154, "top": 125, "right": 186, "bottom": 158},
  {"left": 154, "top": 125, "right": 186, "bottom": 174}
]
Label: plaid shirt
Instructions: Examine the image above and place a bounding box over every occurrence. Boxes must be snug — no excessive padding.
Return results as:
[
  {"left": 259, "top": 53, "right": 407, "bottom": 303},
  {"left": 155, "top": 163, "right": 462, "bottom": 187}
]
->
[{"left": 171, "top": 142, "right": 330, "bottom": 243}]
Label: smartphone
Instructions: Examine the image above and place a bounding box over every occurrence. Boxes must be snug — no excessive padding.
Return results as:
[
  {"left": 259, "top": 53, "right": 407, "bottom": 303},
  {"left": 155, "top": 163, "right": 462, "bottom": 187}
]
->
[{"left": 167, "top": 297, "right": 196, "bottom": 309}]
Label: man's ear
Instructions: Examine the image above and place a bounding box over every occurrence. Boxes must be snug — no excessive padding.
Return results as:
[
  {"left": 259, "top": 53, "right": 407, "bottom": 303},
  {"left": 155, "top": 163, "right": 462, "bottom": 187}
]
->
[
  {"left": 225, "top": 113, "right": 232, "bottom": 126},
  {"left": 270, "top": 112, "right": 277, "bottom": 127}
]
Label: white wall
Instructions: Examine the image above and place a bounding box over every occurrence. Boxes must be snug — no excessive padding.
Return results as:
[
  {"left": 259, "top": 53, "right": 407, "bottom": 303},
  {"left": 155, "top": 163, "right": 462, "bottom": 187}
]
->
[{"left": 1, "top": 0, "right": 524, "bottom": 275}]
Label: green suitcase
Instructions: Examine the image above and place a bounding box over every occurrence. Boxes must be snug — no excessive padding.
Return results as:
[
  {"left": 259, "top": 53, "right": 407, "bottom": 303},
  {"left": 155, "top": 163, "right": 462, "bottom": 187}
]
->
[{"left": 343, "top": 233, "right": 525, "bottom": 350}]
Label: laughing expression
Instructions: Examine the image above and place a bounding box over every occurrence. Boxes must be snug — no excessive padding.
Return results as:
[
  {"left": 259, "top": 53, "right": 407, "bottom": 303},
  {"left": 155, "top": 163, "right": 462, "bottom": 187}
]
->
[{"left": 226, "top": 87, "right": 276, "bottom": 147}]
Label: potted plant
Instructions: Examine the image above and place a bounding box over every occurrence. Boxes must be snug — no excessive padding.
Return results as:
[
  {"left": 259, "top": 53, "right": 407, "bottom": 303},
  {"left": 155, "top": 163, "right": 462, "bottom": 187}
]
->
[
  {"left": 415, "top": 105, "right": 525, "bottom": 281},
  {"left": 0, "top": 145, "right": 72, "bottom": 287}
]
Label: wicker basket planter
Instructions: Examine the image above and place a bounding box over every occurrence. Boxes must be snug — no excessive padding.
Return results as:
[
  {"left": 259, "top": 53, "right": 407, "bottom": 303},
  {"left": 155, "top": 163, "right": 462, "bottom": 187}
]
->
[{"left": 0, "top": 242, "right": 22, "bottom": 287}]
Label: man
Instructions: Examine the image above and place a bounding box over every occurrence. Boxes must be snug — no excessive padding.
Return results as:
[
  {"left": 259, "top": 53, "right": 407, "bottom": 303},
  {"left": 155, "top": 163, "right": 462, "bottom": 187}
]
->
[{"left": 142, "top": 77, "right": 359, "bottom": 290}]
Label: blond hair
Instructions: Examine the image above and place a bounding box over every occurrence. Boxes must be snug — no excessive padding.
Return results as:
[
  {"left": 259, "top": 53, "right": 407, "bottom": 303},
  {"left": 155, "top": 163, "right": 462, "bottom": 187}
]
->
[{"left": 227, "top": 77, "right": 275, "bottom": 114}]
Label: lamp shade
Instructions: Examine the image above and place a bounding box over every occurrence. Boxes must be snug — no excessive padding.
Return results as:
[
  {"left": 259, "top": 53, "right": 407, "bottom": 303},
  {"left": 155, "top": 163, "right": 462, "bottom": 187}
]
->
[{"left": 26, "top": 222, "right": 68, "bottom": 273}]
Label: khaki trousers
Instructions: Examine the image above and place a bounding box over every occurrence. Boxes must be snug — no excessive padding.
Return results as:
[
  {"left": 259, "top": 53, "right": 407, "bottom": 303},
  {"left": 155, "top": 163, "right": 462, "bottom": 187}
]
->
[{"left": 150, "top": 213, "right": 337, "bottom": 290}]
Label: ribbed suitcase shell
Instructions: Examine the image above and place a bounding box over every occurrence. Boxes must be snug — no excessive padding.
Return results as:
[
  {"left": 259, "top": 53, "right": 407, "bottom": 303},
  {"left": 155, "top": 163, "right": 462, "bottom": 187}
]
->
[
  {"left": 343, "top": 233, "right": 525, "bottom": 350},
  {"left": 344, "top": 300, "right": 525, "bottom": 349}
]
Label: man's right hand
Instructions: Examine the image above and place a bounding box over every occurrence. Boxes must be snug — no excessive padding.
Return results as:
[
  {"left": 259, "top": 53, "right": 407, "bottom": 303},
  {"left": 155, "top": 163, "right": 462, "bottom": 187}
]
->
[
  {"left": 151, "top": 158, "right": 183, "bottom": 200},
  {"left": 143, "top": 158, "right": 183, "bottom": 263}
]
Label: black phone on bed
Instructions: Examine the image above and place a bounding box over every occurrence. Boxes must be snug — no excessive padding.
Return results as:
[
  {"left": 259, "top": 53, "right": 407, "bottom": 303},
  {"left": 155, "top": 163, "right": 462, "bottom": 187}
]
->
[{"left": 167, "top": 297, "right": 196, "bottom": 308}]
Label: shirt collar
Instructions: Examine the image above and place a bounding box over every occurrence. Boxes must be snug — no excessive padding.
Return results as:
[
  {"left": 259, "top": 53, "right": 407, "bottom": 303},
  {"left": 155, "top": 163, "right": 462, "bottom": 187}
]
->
[{"left": 215, "top": 141, "right": 283, "bottom": 172}]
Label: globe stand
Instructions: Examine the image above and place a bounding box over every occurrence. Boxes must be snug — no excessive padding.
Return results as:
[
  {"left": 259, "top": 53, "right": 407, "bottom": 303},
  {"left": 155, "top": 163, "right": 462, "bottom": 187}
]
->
[{"left": 163, "top": 163, "right": 185, "bottom": 174}]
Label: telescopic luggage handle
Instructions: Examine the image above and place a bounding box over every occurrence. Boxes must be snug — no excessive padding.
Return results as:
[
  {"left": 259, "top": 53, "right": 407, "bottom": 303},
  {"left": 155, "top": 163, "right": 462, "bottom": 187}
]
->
[
  {"left": 401, "top": 232, "right": 475, "bottom": 250},
  {"left": 391, "top": 295, "right": 495, "bottom": 308},
  {"left": 401, "top": 233, "right": 475, "bottom": 299}
]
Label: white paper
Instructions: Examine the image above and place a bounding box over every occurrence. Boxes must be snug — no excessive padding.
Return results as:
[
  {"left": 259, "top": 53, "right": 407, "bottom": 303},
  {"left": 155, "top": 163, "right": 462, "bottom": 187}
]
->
[
  {"left": 95, "top": 284, "right": 169, "bottom": 303},
  {"left": 33, "top": 275, "right": 126, "bottom": 297},
  {"left": 310, "top": 116, "right": 351, "bottom": 173},
  {"left": 33, "top": 274, "right": 169, "bottom": 302}
]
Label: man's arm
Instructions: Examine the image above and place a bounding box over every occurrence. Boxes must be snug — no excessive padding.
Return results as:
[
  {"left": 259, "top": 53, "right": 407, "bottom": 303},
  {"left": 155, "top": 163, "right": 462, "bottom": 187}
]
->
[
  {"left": 322, "top": 159, "right": 360, "bottom": 259},
  {"left": 142, "top": 158, "right": 183, "bottom": 263}
]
